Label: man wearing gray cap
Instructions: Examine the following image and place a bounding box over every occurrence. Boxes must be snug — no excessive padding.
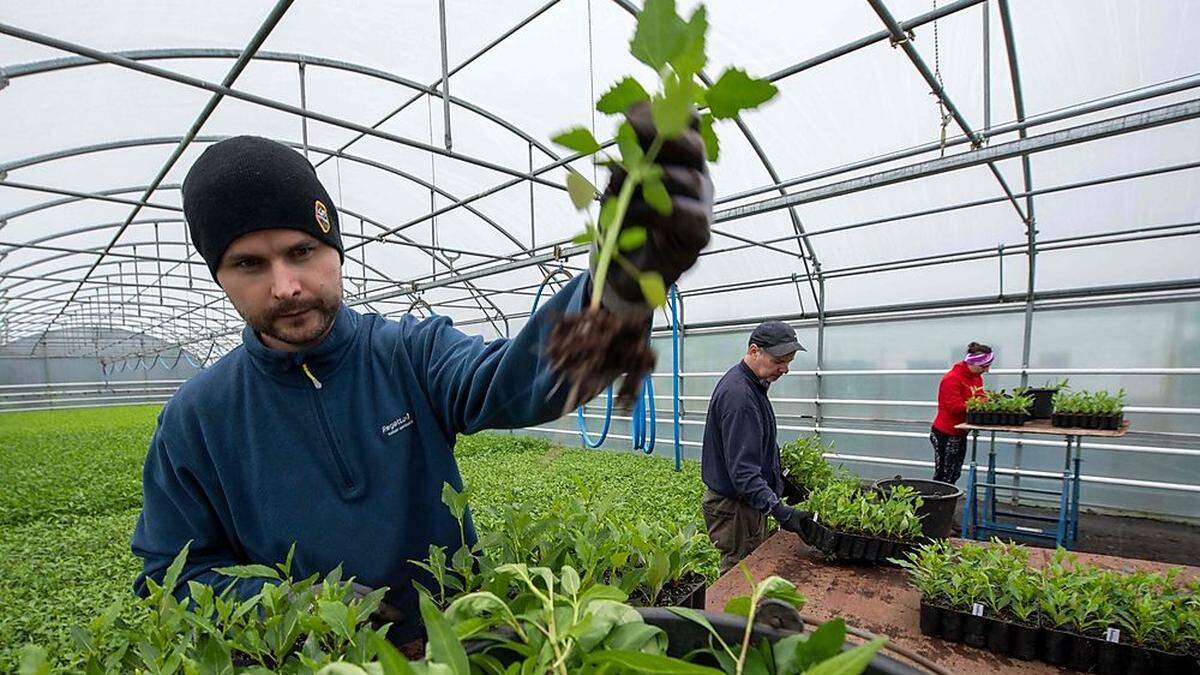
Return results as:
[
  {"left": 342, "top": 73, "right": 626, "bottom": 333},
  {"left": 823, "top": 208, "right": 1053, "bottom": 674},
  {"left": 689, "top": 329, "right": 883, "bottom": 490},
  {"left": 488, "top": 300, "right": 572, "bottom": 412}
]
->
[{"left": 700, "top": 321, "right": 811, "bottom": 572}]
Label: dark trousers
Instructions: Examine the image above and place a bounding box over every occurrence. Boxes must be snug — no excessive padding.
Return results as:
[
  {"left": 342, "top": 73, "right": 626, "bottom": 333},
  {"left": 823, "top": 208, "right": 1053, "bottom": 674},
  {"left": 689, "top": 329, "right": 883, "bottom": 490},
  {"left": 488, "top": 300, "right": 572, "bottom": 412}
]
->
[
  {"left": 702, "top": 489, "right": 769, "bottom": 574},
  {"left": 930, "top": 426, "right": 967, "bottom": 484}
]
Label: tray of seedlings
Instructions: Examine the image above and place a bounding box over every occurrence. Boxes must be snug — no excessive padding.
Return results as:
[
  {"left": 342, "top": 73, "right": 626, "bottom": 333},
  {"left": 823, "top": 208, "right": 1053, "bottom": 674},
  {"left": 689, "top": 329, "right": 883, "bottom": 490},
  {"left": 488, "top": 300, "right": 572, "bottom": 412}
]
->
[
  {"left": 964, "top": 388, "right": 1034, "bottom": 426},
  {"left": 1051, "top": 388, "right": 1126, "bottom": 430},
  {"left": 795, "top": 479, "right": 926, "bottom": 564},
  {"left": 895, "top": 539, "right": 1200, "bottom": 674}
]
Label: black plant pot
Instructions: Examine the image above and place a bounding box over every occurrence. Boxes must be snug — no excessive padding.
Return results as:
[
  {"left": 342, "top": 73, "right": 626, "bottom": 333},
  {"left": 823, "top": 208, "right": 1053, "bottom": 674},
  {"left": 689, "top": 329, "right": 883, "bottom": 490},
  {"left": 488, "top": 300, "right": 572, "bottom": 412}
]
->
[
  {"left": 984, "top": 616, "right": 1011, "bottom": 655},
  {"left": 963, "top": 613, "right": 988, "bottom": 648},
  {"left": 863, "top": 537, "right": 882, "bottom": 561},
  {"left": 849, "top": 535, "right": 868, "bottom": 560},
  {"left": 1124, "top": 642, "right": 1157, "bottom": 675},
  {"left": 634, "top": 608, "right": 927, "bottom": 675},
  {"left": 1010, "top": 622, "right": 1040, "bottom": 661},
  {"left": 918, "top": 600, "right": 942, "bottom": 637},
  {"left": 1026, "top": 388, "right": 1056, "bottom": 419},
  {"left": 836, "top": 532, "right": 855, "bottom": 559},
  {"left": 1095, "top": 639, "right": 1121, "bottom": 675},
  {"left": 1069, "top": 632, "right": 1099, "bottom": 672},
  {"left": 1043, "top": 628, "right": 1072, "bottom": 665},
  {"left": 940, "top": 608, "right": 965, "bottom": 643}
]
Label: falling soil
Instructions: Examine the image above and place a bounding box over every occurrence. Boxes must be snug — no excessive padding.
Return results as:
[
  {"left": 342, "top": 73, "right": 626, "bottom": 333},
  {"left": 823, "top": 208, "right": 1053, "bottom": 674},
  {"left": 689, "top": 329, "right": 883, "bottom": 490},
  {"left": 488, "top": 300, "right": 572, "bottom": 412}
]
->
[{"left": 547, "top": 306, "right": 656, "bottom": 410}]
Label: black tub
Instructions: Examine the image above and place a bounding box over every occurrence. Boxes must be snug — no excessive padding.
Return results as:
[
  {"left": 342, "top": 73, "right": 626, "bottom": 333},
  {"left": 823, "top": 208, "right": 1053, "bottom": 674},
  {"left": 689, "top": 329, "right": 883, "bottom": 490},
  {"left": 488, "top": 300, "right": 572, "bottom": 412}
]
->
[{"left": 874, "top": 477, "right": 963, "bottom": 539}]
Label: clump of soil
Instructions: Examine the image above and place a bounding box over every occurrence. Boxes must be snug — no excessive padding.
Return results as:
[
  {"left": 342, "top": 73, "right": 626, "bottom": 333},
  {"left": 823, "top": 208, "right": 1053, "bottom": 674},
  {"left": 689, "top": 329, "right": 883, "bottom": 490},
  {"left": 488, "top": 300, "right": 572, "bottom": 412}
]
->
[{"left": 547, "top": 306, "right": 655, "bottom": 411}]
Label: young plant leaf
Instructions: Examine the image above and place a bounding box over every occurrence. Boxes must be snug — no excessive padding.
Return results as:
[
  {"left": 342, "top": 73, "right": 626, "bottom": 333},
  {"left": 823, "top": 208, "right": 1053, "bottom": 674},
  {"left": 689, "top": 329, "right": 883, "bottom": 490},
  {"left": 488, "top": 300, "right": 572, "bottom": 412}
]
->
[
  {"left": 618, "top": 226, "right": 649, "bottom": 251},
  {"left": 370, "top": 634, "right": 415, "bottom": 675},
  {"left": 723, "top": 596, "right": 752, "bottom": 618},
  {"left": 616, "top": 121, "right": 644, "bottom": 167},
  {"left": 638, "top": 271, "right": 668, "bottom": 307},
  {"left": 597, "top": 77, "right": 651, "bottom": 115},
  {"left": 552, "top": 126, "right": 602, "bottom": 155},
  {"left": 419, "top": 593, "right": 470, "bottom": 674},
  {"left": 804, "top": 638, "right": 887, "bottom": 675},
  {"left": 699, "top": 113, "right": 719, "bottom": 162},
  {"left": 572, "top": 228, "right": 596, "bottom": 245},
  {"left": 599, "top": 196, "right": 620, "bottom": 233},
  {"left": 642, "top": 174, "right": 673, "bottom": 216},
  {"left": 706, "top": 68, "right": 779, "bottom": 120},
  {"left": 629, "top": 0, "right": 688, "bottom": 71},
  {"left": 567, "top": 171, "right": 596, "bottom": 210},
  {"left": 795, "top": 618, "right": 846, "bottom": 669},
  {"left": 669, "top": 5, "right": 708, "bottom": 79},
  {"left": 652, "top": 72, "right": 696, "bottom": 139},
  {"left": 213, "top": 564, "right": 281, "bottom": 580}
]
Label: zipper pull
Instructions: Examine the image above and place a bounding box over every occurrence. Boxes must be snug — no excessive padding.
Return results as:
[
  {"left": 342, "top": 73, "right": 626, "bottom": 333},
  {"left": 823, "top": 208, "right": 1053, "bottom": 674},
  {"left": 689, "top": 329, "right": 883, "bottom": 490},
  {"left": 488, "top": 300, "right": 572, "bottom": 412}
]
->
[{"left": 301, "top": 362, "right": 323, "bottom": 389}]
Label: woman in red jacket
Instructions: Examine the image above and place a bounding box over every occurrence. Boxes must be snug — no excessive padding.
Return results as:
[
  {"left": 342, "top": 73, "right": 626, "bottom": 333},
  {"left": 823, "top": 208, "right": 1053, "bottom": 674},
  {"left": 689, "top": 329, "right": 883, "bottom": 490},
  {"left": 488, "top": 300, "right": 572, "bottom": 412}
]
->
[{"left": 931, "top": 342, "right": 993, "bottom": 483}]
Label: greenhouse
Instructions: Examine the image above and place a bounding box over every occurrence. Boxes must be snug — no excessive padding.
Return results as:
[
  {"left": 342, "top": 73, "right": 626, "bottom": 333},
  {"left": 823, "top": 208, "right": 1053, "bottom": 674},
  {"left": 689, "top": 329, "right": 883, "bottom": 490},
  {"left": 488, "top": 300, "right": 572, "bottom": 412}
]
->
[{"left": 2, "top": 0, "right": 1199, "bottom": 672}]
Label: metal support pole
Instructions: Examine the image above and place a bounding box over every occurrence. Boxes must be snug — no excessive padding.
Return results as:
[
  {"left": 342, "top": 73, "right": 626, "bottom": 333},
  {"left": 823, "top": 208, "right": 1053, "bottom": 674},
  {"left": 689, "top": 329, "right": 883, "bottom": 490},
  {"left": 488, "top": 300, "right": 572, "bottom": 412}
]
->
[
  {"left": 298, "top": 60, "right": 309, "bottom": 160},
  {"left": 1000, "top": 0, "right": 1036, "bottom": 505},
  {"left": 437, "top": 0, "right": 453, "bottom": 150},
  {"left": 982, "top": 1, "right": 991, "bottom": 135},
  {"left": 815, "top": 276, "right": 827, "bottom": 436}
]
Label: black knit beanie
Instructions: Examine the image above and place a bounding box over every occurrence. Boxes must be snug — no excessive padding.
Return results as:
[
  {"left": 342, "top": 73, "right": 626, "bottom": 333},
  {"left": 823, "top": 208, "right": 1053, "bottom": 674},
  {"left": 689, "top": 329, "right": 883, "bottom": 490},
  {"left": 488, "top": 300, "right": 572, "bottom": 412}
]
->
[{"left": 182, "top": 136, "right": 344, "bottom": 278}]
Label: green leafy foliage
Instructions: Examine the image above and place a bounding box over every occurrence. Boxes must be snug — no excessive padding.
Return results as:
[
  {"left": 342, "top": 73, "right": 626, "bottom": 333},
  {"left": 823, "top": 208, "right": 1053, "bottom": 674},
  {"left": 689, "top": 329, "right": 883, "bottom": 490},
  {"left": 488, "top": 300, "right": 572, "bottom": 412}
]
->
[
  {"left": 596, "top": 76, "right": 650, "bottom": 115},
  {"left": 1052, "top": 388, "right": 1126, "bottom": 415},
  {"left": 800, "top": 481, "right": 923, "bottom": 540},
  {"left": 895, "top": 540, "right": 1199, "bottom": 652},
  {"left": 705, "top": 68, "right": 780, "bottom": 120},
  {"left": 778, "top": 436, "right": 848, "bottom": 495},
  {"left": 556, "top": 0, "right": 777, "bottom": 309},
  {"left": 965, "top": 388, "right": 1033, "bottom": 414}
]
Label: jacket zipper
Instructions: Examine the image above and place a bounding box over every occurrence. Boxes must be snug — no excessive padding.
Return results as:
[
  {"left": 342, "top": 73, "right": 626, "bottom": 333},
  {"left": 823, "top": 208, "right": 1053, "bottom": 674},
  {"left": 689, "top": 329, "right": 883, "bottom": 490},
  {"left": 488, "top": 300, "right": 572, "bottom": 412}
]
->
[{"left": 302, "top": 361, "right": 358, "bottom": 496}]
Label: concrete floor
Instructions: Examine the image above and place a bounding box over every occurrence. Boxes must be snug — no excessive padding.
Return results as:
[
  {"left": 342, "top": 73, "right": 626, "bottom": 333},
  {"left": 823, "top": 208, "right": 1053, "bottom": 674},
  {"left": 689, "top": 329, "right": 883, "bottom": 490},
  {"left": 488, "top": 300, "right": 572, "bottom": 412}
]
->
[{"left": 949, "top": 501, "right": 1200, "bottom": 566}]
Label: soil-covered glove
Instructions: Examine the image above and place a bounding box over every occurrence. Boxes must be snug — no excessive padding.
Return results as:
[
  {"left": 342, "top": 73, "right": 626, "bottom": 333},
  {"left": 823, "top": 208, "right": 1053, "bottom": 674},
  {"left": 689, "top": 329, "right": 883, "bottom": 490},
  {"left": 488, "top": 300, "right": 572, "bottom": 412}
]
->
[
  {"left": 596, "top": 101, "right": 713, "bottom": 318},
  {"left": 770, "top": 502, "right": 812, "bottom": 534}
]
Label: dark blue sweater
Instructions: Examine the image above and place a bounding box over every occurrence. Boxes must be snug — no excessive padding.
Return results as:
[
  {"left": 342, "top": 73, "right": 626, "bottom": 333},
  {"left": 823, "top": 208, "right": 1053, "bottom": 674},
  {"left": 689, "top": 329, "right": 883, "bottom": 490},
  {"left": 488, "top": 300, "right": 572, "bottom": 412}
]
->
[
  {"left": 700, "top": 361, "right": 784, "bottom": 513},
  {"left": 131, "top": 274, "right": 588, "bottom": 638}
]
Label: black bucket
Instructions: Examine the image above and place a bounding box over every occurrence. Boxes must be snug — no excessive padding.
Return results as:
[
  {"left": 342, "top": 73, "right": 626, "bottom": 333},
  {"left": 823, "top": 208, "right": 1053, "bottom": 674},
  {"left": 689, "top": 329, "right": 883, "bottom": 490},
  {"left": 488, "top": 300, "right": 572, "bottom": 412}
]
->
[
  {"left": 1025, "top": 388, "right": 1056, "bottom": 419},
  {"left": 874, "top": 477, "right": 963, "bottom": 539}
]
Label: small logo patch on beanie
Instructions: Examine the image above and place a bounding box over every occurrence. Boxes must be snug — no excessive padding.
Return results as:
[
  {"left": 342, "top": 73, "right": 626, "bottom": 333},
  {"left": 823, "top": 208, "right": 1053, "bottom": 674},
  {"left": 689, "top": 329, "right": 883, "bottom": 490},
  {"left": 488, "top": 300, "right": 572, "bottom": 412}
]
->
[{"left": 314, "top": 200, "right": 331, "bottom": 233}]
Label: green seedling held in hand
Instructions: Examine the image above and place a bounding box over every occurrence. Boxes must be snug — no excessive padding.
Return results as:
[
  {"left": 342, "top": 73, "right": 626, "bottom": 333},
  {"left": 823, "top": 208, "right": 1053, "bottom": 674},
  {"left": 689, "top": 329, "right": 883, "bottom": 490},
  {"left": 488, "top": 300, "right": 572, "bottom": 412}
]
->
[{"left": 551, "top": 0, "right": 777, "bottom": 310}]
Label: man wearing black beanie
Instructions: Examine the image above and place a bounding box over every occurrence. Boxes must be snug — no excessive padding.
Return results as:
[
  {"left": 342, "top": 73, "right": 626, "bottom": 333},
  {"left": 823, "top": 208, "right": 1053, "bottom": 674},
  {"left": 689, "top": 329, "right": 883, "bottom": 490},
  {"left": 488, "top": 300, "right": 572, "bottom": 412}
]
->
[{"left": 131, "top": 114, "right": 712, "bottom": 644}]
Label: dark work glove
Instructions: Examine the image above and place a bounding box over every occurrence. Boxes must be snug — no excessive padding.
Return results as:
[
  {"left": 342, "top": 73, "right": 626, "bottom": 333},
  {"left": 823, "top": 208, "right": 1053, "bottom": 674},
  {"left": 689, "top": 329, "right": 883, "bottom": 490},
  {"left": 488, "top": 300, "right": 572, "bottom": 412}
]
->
[
  {"left": 597, "top": 101, "right": 713, "bottom": 318},
  {"left": 770, "top": 502, "right": 812, "bottom": 534}
]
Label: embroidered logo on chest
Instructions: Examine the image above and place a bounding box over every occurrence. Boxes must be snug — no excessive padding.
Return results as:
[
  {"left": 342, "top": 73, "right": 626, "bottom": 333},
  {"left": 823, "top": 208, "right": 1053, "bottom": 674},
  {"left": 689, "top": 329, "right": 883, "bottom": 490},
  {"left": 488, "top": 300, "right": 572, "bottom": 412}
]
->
[{"left": 381, "top": 412, "right": 413, "bottom": 437}]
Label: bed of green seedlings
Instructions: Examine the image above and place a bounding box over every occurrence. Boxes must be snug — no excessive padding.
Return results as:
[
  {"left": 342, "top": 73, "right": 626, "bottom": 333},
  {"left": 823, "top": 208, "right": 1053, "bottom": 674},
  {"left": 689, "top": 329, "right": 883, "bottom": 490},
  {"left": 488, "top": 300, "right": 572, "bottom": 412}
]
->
[
  {"left": 1051, "top": 389, "right": 1126, "bottom": 415},
  {"left": 0, "top": 405, "right": 722, "bottom": 671},
  {"left": 412, "top": 565, "right": 884, "bottom": 675},
  {"left": 799, "top": 480, "right": 924, "bottom": 541},
  {"left": 964, "top": 389, "right": 1033, "bottom": 415},
  {"left": 895, "top": 540, "right": 1200, "bottom": 656},
  {"left": 412, "top": 483, "right": 715, "bottom": 611},
  {"left": 21, "top": 547, "right": 885, "bottom": 675}
]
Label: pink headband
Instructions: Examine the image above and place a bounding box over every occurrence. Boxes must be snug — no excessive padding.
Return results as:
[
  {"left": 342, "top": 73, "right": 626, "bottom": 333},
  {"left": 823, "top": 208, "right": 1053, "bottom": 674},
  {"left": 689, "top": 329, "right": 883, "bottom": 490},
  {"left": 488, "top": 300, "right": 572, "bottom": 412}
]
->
[{"left": 965, "top": 351, "right": 994, "bottom": 367}]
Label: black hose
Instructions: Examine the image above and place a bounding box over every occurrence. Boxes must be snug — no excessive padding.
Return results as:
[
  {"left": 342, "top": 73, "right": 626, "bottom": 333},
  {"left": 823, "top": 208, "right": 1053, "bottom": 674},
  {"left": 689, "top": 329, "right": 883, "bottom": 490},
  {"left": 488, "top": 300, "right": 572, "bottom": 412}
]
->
[{"left": 799, "top": 612, "right": 954, "bottom": 675}]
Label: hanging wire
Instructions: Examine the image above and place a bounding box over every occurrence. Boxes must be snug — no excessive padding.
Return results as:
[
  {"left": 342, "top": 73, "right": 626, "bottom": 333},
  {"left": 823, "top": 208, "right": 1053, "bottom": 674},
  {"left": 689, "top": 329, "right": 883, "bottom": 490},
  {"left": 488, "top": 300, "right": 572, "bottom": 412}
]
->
[
  {"left": 586, "top": 0, "right": 599, "bottom": 188},
  {"left": 932, "top": 0, "right": 952, "bottom": 157}
]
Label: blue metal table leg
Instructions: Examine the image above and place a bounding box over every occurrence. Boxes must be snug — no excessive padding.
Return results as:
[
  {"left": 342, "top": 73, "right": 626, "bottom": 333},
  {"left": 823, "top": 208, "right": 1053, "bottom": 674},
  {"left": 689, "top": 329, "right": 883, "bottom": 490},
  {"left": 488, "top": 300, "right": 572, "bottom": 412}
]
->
[
  {"left": 985, "top": 431, "right": 997, "bottom": 524},
  {"left": 1055, "top": 436, "right": 1073, "bottom": 548},
  {"left": 1069, "top": 436, "right": 1083, "bottom": 547},
  {"left": 963, "top": 431, "right": 979, "bottom": 539}
]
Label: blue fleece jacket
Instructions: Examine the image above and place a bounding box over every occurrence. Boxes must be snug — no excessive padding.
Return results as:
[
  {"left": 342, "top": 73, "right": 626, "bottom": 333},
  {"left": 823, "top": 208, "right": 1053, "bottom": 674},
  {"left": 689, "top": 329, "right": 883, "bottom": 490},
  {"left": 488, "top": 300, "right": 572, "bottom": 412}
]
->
[
  {"left": 131, "top": 274, "right": 589, "bottom": 638},
  {"left": 700, "top": 361, "right": 784, "bottom": 513}
]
